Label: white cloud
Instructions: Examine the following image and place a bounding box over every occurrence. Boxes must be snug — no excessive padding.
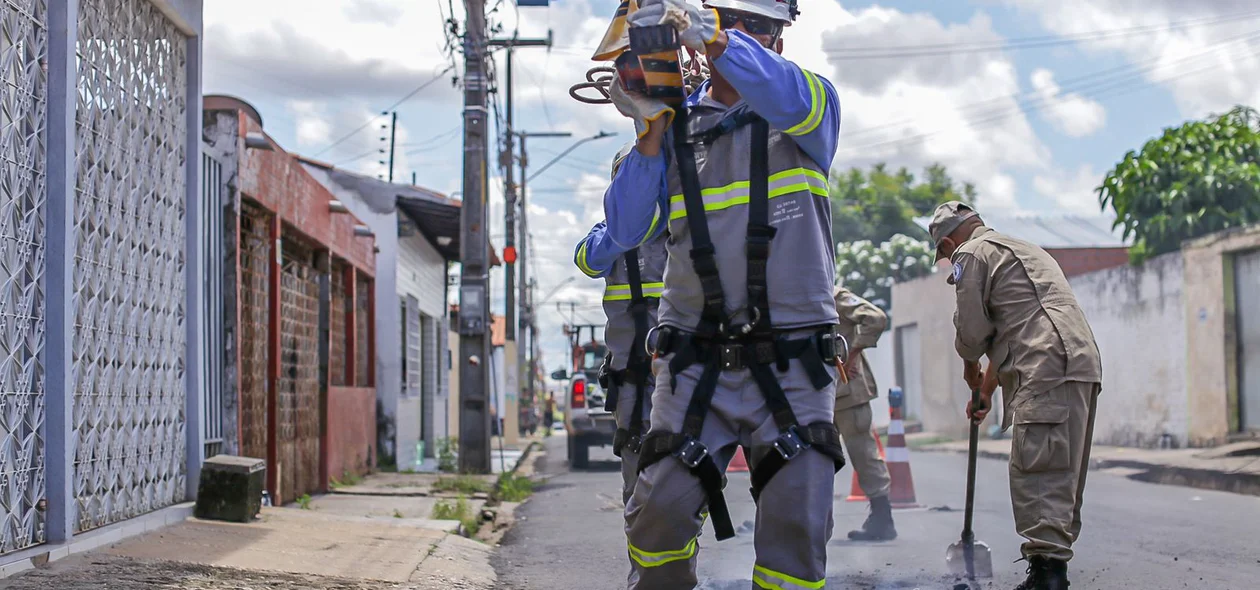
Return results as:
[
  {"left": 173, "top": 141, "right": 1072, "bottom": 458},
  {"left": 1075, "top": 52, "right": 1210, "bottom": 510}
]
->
[
  {"left": 1004, "top": 0, "right": 1260, "bottom": 118},
  {"left": 288, "top": 101, "right": 332, "bottom": 146},
  {"left": 816, "top": 7, "right": 1049, "bottom": 207},
  {"left": 206, "top": 0, "right": 1129, "bottom": 365},
  {"left": 1030, "top": 68, "right": 1106, "bottom": 137},
  {"left": 1033, "top": 164, "right": 1106, "bottom": 214}
]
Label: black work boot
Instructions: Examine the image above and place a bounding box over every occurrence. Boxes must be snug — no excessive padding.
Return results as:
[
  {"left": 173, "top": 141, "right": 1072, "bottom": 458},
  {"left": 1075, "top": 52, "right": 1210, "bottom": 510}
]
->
[
  {"left": 847, "top": 495, "right": 897, "bottom": 541},
  {"left": 1013, "top": 555, "right": 1070, "bottom": 590}
]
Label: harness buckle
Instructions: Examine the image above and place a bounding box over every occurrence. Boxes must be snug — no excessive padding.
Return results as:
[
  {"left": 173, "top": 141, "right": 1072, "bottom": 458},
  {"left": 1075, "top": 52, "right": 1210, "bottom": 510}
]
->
[
  {"left": 772, "top": 426, "right": 810, "bottom": 461},
  {"left": 718, "top": 343, "right": 744, "bottom": 371},
  {"left": 625, "top": 433, "right": 644, "bottom": 454},
  {"left": 818, "top": 329, "right": 848, "bottom": 364},
  {"left": 675, "top": 437, "right": 710, "bottom": 468}
]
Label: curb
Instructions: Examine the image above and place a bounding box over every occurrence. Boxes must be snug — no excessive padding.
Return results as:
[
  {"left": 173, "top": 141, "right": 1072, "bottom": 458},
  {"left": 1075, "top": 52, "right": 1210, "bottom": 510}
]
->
[
  {"left": 508, "top": 441, "right": 540, "bottom": 475},
  {"left": 920, "top": 446, "right": 1260, "bottom": 498}
]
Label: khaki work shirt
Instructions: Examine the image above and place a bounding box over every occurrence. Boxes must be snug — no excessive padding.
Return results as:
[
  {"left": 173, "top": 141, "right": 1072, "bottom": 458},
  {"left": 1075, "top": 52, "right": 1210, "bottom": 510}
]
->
[
  {"left": 833, "top": 286, "right": 887, "bottom": 411},
  {"left": 950, "top": 227, "right": 1102, "bottom": 429}
]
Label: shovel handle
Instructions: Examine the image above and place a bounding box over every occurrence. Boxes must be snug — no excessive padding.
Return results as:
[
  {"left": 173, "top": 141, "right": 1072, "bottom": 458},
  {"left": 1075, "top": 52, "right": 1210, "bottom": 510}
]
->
[{"left": 963, "top": 388, "right": 981, "bottom": 538}]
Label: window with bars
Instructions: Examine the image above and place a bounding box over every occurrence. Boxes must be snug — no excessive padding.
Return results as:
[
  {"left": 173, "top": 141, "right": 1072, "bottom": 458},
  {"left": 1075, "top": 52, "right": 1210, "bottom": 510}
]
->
[
  {"left": 355, "top": 275, "right": 372, "bottom": 387},
  {"left": 329, "top": 261, "right": 349, "bottom": 387}
]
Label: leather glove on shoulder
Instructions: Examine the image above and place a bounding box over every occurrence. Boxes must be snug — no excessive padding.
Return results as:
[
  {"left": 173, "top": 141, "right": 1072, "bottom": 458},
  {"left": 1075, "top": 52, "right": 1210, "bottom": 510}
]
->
[
  {"left": 609, "top": 79, "right": 675, "bottom": 139},
  {"left": 630, "top": 0, "right": 719, "bottom": 54}
]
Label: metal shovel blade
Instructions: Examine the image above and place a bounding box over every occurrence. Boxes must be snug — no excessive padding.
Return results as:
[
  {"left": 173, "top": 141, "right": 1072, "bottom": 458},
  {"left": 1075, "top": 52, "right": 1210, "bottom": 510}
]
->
[{"left": 946, "top": 537, "right": 993, "bottom": 579}]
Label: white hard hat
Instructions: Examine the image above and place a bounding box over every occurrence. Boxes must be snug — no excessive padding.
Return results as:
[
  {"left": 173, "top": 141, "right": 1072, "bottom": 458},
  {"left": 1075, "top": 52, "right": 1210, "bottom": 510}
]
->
[
  {"left": 702, "top": 0, "right": 796, "bottom": 24},
  {"left": 611, "top": 141, "right": 636, "bottom": 180}
]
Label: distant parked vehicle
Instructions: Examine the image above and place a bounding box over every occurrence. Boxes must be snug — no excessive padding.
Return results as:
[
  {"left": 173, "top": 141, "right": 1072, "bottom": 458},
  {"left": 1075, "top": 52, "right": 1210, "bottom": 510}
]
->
[{"left": 550, "top": 324, "right": 614, "bottom": 470}]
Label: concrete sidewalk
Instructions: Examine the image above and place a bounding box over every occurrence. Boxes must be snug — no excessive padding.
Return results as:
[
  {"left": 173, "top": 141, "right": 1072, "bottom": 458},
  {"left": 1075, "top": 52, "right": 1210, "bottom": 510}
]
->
[
  {"left": 917, "top": 434, "right": 1260, "bottom": 497},
  {"left": 0, "top": 467, "right": 522, "bottom": 590}
]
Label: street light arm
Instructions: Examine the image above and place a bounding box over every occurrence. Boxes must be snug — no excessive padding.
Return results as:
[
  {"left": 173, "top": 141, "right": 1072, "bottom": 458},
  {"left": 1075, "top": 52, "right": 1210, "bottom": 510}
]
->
[
  {"left": 536, "top": 276, "right": 575, "bottom": 307},
  {"left": 526, "top": 131, "right": 616, "bottom": 183}
]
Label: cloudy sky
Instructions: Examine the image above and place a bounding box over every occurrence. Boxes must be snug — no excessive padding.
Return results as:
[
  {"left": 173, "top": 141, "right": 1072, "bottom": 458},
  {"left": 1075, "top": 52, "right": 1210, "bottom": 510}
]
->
[{"left": 204, "top": 0, "right": 1260, "bottom": 372}]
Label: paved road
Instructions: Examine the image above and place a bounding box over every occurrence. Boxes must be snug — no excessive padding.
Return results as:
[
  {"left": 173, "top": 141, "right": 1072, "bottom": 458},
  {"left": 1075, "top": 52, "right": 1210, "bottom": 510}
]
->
[{"left": 494, "top": 432, "right": 1260, "bottom": 589}]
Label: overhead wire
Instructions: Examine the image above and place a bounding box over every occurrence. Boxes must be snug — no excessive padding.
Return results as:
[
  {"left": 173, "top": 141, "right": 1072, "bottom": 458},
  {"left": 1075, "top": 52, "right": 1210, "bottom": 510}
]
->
[
  {"left": 837, "top": 28, "right": 1260, "bottom": 156},
  {"left": 823, "top": 8, "right": 1260, "bottom": 59},
  {"left": 548, "top": 8, "right": 1260, "bottom": 59},
  {"left": 309, "top": 63, "right": 457, "bottom": 158},
  {"left": 842, "top": 26, "right": 1260, "bottom": 142}
]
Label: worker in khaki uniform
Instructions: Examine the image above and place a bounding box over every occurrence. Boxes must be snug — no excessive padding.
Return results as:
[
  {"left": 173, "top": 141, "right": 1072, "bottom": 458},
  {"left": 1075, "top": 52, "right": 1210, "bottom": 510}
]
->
[
  {"left": 831, "top": 285, "right": 896, "bottom": 541},
  {"left": 930, "top": 201, "right": 1102, "bottom": 590}
]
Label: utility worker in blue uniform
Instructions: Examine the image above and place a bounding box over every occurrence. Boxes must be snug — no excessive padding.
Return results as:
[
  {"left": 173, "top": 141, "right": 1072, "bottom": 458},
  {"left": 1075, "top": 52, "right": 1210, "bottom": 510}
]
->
[
  {"left": 574, "top": 142, "right": 669, "bottom": 506},
  {"left": 591, "top": 0, "right": 847, "bottom": 587}
]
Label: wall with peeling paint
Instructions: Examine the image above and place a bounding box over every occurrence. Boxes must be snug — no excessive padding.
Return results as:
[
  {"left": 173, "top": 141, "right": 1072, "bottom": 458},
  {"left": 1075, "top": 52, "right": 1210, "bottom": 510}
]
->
[{"left": 1071, "top": 252, "right": 1187, "bottom": 447}]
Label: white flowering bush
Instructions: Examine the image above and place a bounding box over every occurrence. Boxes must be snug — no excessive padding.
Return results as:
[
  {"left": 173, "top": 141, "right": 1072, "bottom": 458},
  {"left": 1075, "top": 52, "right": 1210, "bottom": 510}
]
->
[{"left": 834, "top": 234, "right": 936, "bottom": 311}]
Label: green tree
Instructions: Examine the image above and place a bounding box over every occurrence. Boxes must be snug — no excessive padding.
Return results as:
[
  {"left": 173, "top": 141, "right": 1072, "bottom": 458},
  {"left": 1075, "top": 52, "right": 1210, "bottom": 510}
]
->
[
  {"left": 1099, "top": 105, "right": 1260, "bottom": 263},
  {"left": 829, "top": 164, "right": 970, "bottom": 311},
  {"left": 835, "top": 235, "right": 936, "bottom": 311},
  {"left": 830, "top": 163, "right": 977, "bottom": 244}
]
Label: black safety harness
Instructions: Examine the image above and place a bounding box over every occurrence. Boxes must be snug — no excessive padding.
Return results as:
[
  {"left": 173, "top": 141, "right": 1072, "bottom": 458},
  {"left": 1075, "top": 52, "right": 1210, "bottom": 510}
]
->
[
  {"left": 601, "top": 247, "right": 653, "bottom": 458},
  {"left": 635, "top": 107, "right": 848, "bottom": 542}
]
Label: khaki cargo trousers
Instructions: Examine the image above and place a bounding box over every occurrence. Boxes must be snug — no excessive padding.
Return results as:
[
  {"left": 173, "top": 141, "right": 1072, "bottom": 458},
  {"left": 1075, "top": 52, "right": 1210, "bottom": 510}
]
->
[
  {"left": 1009, "top": 380, "right": 1101, "bottom": 561},
  {"left": 832, "top": 402, "right": 891, "bottom": 499}
]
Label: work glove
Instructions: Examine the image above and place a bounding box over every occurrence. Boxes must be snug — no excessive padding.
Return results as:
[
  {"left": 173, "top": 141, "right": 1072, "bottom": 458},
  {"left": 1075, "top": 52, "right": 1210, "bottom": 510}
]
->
[
  {"left": 609, "top": 78, "right": 674, "bottom": 138},
  {"left": 629, "top": 0, "right": 720, "bottom": 54}
]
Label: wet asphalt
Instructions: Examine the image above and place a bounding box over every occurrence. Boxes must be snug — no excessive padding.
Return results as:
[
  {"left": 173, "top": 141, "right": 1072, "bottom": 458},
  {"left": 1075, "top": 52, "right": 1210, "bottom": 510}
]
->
[{"left": 493, "top": 432, "right": 1260, "bottom": 589}]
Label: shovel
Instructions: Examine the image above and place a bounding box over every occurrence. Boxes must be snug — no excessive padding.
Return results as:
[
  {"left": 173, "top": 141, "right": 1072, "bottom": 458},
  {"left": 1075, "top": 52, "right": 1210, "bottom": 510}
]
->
[{"left": 946, "top": 388, "right": 994, "bottom": 581}]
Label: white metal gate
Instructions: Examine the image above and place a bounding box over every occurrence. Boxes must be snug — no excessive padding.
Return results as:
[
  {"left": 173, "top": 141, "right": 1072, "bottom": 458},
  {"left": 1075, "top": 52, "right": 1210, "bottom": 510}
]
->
[
  {"left": 1236, "top": 249, "right": 1260, "bottom": 432},
  {"left": 894, "top": 324, "right": 922, "bottom": 421},
  {"left": 0, "top": 0, "right": 48, "bottom": 556},
  {"left": 72, "top": 0, "right": 188, "bottom": 533},
  {"left": 201, "top": 149, "right": 225, "bottom": 457}
]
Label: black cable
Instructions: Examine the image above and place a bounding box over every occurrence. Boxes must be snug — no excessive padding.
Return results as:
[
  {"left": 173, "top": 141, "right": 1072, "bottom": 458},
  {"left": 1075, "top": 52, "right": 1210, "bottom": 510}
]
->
[
  {"left": 839, "top": 29, "right": 1260, "bottom": 154},
  {"left": 310, "top": 64, "right": 457, "bottom": 158},
  {"left": 824, "top": 9, "right": 1260, "bottom": 59}
]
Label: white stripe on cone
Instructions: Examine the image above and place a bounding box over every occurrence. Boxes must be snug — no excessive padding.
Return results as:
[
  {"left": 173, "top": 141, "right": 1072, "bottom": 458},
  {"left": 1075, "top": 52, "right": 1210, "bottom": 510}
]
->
[
  {"left": 888, "top": 420, "right": 905, "bottom": 436},
  {"left": 885, "top": 446, "right": 910, "bottom": 463}
]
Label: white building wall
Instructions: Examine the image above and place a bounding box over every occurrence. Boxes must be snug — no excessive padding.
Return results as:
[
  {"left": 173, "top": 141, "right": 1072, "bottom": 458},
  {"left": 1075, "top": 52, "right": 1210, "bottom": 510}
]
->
[
  {"left": 1070, "top": 251, "right": 1188, "bottom": 446},
  {"left": 302, "top": 165, "right": 453, "bottom": 469},
  {"left": 893, "top": 252, "right": 1191, "bottom": 447}
]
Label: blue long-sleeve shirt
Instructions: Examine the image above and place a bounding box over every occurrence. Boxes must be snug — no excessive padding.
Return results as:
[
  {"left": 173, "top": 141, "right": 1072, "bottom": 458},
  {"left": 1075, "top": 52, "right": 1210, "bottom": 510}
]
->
[{"left": 574, "top": 28, "right": 840, "bottom": 278}]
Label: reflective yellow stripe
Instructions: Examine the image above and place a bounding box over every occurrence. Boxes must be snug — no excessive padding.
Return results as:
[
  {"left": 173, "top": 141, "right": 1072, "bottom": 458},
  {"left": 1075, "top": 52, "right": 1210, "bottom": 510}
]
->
[
  {"left": 604, "top": 282, "right": 664, "bottom": 301},
  {"left": 638, "top": 208, "right": 661, "bottom": 246},
  {"left": 668, "top": 168, "right": 829, "bottom": 221},
  {"left": 784, "top": 70, "right": 825, "bottom": 137},
  {"left": 628, "top": 538, "right": 698, "bottom": 568},
  {"left": 752, "top": 565, "right": 825, "bottom": 590},
  {"left": 576, "top": 241, "right": 600, "bottom": 278}
]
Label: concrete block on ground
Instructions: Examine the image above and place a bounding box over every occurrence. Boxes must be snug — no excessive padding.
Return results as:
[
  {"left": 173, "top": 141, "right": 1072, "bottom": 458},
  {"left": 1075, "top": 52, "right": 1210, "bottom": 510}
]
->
[{"left": 196, "top": 455, "right": 267, "bottom": 523}]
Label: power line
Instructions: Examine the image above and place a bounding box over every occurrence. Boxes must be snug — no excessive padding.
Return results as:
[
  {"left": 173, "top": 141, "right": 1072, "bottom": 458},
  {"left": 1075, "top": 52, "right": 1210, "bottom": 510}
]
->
[
  {"left": 823, "top": 8, "right": 1260, "bottom": 59},
  {"left": 549, "top": 8, "right": 1260, "bottom": 60},
  {"left": 837, "top": 30, "right": 1260, "bottom": 157},
  {"left": 840, "top": 26, "right": 1260, "bottom": 144},
  {"left": 309, "top": 64, "right": 456, "bottom": 158}
]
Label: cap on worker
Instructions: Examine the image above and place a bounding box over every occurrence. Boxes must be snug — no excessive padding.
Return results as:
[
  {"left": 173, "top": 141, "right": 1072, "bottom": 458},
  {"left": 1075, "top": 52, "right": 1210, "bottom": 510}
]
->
[{"left": 928, "top": 201, "right": 979, "bottom": 262}]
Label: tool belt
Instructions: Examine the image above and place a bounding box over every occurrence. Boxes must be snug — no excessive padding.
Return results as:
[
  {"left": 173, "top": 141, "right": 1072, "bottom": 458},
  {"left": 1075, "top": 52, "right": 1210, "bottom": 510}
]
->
[{"left": 636, "top": 325, "right": 848, "bottom": 541}]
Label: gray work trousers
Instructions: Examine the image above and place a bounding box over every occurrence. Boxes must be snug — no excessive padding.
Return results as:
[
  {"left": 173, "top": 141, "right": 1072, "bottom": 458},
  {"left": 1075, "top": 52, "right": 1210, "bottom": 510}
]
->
[
  {"left": 624, "top": 350, "right": 837, "bottom": 590},
  {"left": 833, "top": 401, "right": 891, "bottom": 499},
  {"left": 1009, "top": 381, "right": 1100, "bottom": 562},
  {"left": 614, "top": 378, "right": 653, "bottom": 506}
]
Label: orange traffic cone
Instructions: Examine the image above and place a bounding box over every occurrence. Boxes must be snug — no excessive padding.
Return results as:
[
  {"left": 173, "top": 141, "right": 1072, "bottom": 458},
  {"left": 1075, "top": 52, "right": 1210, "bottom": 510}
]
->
[
  {"left": 728, "top": 446, "right": 750, "bottom": 472},
  {"left": 845, "top": 429, "right": 885, "bottom": 502},
  {"left": 885, "top": 387, "right": 920, "bottom": 509}
]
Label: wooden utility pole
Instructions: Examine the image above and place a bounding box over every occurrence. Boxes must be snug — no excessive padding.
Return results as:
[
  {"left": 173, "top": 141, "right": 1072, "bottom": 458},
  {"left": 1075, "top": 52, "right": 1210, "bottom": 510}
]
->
[{"left": 457, "top": 0, "right": 493, "bottom": 474}]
